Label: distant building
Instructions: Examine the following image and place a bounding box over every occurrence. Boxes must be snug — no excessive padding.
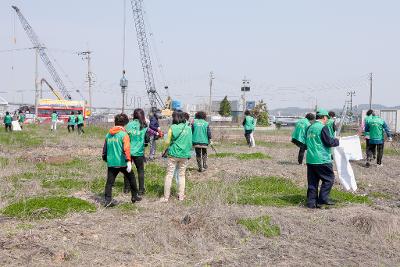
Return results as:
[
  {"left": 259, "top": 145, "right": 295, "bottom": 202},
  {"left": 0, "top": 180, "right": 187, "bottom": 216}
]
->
[{"left": 0, "top": 96, "right": 9, "bottom": 116}]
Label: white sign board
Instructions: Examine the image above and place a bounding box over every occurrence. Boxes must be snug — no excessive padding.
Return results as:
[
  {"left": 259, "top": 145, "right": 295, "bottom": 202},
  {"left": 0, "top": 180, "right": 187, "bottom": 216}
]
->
[{"left": 11, "top": 121, "right": 22, "bottom": 131}]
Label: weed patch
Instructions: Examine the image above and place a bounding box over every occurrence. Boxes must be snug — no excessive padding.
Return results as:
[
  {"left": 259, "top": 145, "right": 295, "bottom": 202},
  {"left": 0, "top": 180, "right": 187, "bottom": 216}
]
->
[
  {"left": 42, "top": 178, "right": 86, "bottom": 191},
  {"left": 209, "top": 152, "right": 271, "bottom": 160},
  {"left": 238, "top": 216, "right": 280, "bottom": 237},
  {"left": 229, "top": 176, "right": 371, "bottom": 207},
  {"left": 2, "top": 196, "right": 96, "bottom": 219},
  {"left": 0, "top": 156, "right": 9, "bottom": 167},
  {"left": 0, "top": 130, "right": 43, "bottom": 148}
]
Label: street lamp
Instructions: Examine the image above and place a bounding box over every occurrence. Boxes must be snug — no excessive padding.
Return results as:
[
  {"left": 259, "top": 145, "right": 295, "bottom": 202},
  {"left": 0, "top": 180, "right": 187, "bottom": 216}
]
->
[{"left": 120, "top": 70, "right": 128, "bottom": 113}]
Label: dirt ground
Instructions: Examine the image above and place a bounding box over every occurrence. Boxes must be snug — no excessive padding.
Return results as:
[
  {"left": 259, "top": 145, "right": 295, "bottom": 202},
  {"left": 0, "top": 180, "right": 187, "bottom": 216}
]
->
[{"left": 0, "top": 125, "right": 399, "bottom": 266}]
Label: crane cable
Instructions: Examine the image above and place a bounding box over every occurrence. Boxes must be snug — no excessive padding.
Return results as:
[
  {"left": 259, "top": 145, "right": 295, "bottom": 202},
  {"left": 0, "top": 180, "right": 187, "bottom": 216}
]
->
[{"left": 122, "top": 0, "right": 126, "bottom": 73}]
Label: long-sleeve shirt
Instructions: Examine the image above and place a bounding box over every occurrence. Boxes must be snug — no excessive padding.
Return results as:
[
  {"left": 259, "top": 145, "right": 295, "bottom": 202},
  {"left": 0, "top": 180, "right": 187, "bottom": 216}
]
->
[{"left": 321, "top": 126, "right": 340, "bottom": 148}]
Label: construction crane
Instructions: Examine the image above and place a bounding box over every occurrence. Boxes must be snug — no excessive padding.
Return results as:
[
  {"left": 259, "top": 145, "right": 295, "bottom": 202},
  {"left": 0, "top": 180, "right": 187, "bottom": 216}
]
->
[
  {"left": 40, "top": 78, "right": 64, "bottom": 100},
  {"left": 129, "top": 0, "right": 164, "bottom": 112},
  {"left": 12, "top": 5, "right": 72, "bottom": 100}
]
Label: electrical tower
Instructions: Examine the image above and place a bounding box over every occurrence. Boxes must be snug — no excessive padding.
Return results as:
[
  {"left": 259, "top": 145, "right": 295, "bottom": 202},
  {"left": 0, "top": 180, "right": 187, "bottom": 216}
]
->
[
  {"left": 12, "top": 6, "right": 72, "bottom": 100},
  {"left": 129, "top": 0, "right": 164, "bottom": 112}
]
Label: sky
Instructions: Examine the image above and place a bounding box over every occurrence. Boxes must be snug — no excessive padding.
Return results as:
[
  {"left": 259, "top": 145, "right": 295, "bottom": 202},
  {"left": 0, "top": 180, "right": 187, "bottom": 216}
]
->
[{"left": 0, "top": 0, "right": 399, "bottom": 110}]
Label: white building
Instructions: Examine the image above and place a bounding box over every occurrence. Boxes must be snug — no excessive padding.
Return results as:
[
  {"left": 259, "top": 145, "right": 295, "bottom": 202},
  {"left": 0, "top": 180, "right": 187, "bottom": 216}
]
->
[{"left": 0, "top": 96, "right": 9, "bottom": 116}]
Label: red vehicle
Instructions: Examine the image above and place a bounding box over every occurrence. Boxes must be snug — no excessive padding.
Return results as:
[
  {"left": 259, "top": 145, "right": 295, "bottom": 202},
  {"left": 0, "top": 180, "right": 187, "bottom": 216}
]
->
[{"left": 37, "top": 99, "right": 88, "bottom": 123}]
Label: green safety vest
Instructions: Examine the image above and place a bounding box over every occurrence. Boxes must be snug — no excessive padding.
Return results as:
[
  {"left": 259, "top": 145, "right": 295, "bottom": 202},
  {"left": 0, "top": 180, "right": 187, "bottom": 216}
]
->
[
  {"left": 244, "top": 116, "right": 255, "bottom": 131},
  {"left": 68, "top": 115, "right": 76, "bottom": 125},
  {"left": 126, "top": 120, "right": 147, "bottom": 157},
  {"left": 4, "top": 115, "right": 12, "bottom": 124},
  {"left": 306, "top": 121, "right": 332, "bottom": 165},
  {"left": 326, "top": 118, "right": 335, "bottom": 138},
  {"left": 367, "top": 116, "right": 385, "bottom": 142},
  {"left": 364, "top": 115, "right": 372, "bottom": 137},
  {"left": 77, "top": 114, "right": 84, "bottom": 124},
  {"left": 168, "top": 123, "right": 192, "bottom": 159},
  {"left": 105, "top": 130, "right": 128, "bottom": 167},
  {"left": 192, "top": 119, "right": 209, "bottom": 145},
  {"left": 291, "top": 118, "right": 310, "bottom": 144},
  {"left": 18, "top": 115, "right": 25, "bottom": 123},
  {"left": 51, "top": 113, "right": 58, "bottom": 122}
]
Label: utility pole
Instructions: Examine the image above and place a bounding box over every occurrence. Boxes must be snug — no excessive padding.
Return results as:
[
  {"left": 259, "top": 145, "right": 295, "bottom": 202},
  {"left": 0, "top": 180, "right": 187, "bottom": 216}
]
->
[
  {"left": 209, "top": 71, "right": 214, "bottom": 115},
  {"left": 79, "top": 51, "right": 93, "bottom": 115},
  {"left": 34, "top": 47, "right": 39, "bottom": 118},
  {"left": 347, "top": 90, "right": 356, "bottom": 120},
  {"left": 369, "top": 72, "right": 373, "bottom": 110},
  {"left": 241, "top": 77, "right": 250, "bottom": 114}
]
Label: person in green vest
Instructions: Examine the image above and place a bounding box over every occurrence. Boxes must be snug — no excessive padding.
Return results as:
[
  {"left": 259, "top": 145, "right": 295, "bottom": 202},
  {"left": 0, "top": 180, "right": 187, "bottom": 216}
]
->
[
  {"left": 160, "top": 111, "right": 192, "bottom": 202},
  {"left": 102, "top": 113, "right": 141, "bottom": 207},
  {"left": 192, "top": 111, "right": 212, "bottom": 172},
  {"left": 18, "top": 110, "right": 26, "bottom": 129},
  {"left": 305, "top": 108, "right": 339, "bottom": 209},
  {"left": 77, "top": 111, "right": 85, "bottom": 135},
  {"left": 363, "top": 109, "right": 375, "bottom": 159},
  {"left": 327, "top": 111, "right": 336, "bottom": 138},
  {"left": 242, "top": 110, "right": 256, "bottom": 147},
  {"left": 51, "top": 110, "right": 58, "bottom": 131},
  {"left": 67, "top": 111, "right": 76, "bottom": 133},
  {"left": 364, "top": 112, "right": 392, "bottom": 167},
  {"left": 3, "top": 112, "right": 12, "bottom": 132},
  {"left": 291, "top": 113, "right": 315, "bottom": 164},
  {"left": 125, "top": 108, "right": 158, "bottom": 195}
]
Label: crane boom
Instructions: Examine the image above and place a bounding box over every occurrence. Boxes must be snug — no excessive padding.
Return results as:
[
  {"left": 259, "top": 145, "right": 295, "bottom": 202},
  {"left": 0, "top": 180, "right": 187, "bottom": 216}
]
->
[
  {"left": 12, "top": 5, "right": 72, "bottom": 100},
  {"left": 129, "top": 0, "right": 164, "bottom": 111},
  {"left": 40, "top": 78, "right": 63, "bottom": 100}
]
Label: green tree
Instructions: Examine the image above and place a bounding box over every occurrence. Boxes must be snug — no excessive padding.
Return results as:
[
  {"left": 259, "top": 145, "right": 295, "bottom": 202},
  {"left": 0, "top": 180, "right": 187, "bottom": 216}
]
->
[
  {"left": 219, "top": 96, "right": 231, "bottom": 117},
  {"left": 252, "top": 100, "right": 270, "bottom": 126}
]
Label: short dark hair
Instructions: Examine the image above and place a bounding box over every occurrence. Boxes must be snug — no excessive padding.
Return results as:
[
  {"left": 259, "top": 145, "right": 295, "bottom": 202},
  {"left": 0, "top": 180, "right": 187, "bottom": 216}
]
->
[
  {"left": 195, "top": 111, "right": 207, "bottom": 120},
  {"left": 183, "top": 112, "right": 190, "bottom": 121},
  {"left": 305, "top": 113, "right": 315, "bottom": 121},
  {"left": 366, "top": 109, "right": 374, "bottom": 116},
  {"left": 328, "top": 111, "right": 335, "bottom": 118},
  {"left": 244, "top": 110, "right": 251, "bottom": 116},
  {"left": 316, "top": 114, "right": 328, "bottom": 120},
  {"left": 6, "top": 111, "right": 9, "bottom": 115},
  {"left": 78, "top": 111, "right": 82, "bottom": 115},
  {"left": 172, "top": 111, "right": 185, "bottom": 125},
  {"left": 115, "top": 113, "right": 129, "bottom": 126},
  {"left": 71, "top": 111, "right": 75, "bottom": 115},
  {"left": 133, "top": 108, "right": 147, "bottom": 129}
]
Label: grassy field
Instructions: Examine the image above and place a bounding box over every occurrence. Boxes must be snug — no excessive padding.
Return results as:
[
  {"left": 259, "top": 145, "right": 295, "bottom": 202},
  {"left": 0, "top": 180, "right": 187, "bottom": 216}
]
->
[{"left": 0, "top": 124, "right": 399, "bottom": 266}]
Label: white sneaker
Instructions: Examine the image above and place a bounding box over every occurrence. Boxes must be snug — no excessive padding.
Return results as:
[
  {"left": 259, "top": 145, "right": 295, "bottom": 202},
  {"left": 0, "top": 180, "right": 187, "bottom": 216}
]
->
[
  {"left": 159, "top": 197, "right": 169, "bottom": 203},
  {"left": 377, "top": 164, "right": 383, "bottom": 168}
]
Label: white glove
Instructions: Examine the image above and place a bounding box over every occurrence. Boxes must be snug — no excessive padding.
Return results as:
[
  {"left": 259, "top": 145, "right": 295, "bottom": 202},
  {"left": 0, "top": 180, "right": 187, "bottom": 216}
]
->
[
  {"left": 388, "top": 137, "right": 393, "bottom": 142},
  {"left": 126, "top": 161, "right": 132, "bottom": 173}
]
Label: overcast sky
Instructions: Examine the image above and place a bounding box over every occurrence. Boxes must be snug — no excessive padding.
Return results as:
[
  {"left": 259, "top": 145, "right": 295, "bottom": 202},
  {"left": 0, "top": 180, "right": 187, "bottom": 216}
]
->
[{"left": 1, "top": 0, "right": 399, "bottom": 110}]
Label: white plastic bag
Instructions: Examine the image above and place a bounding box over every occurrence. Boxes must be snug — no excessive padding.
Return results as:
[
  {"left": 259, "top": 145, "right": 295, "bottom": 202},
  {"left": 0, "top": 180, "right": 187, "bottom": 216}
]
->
[
  {"left": 11, "top": 121, "right": 22, "bottom": 131},
  {"left": 337, "top": 135, "right": 363, "bottom": 161},
  {"left": 333, "top": 146, "right": 357, "bottom": 192}
]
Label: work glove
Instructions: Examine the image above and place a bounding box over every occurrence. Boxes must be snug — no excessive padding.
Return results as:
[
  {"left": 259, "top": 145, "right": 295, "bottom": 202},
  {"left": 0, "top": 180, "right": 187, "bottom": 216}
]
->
[
  {"left": 126, "top": 161, "right": 132, "bottom": 173},
  {"left": 388, "top": 137, "right": 393, "bottom": 142}
]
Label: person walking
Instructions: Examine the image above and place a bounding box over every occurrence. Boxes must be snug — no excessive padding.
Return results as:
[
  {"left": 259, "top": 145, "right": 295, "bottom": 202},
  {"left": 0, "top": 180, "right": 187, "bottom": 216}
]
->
[
  {"left": 125, "top": 108, "right": 158, "bottom": 195},
  {"left": 365, "top": 112, "right": 392, "bottom": 167},
  {"left": 51, "top": 110, "right": 58, "bottom": 131},
  {"left": 291, "top": 113, "right": 315, "bottom": 164},
  {"left": 363, "top": 109, "right": 375, "bottom": 159},
  {"left": 160, "top": 111, "right": 192, "bottom": 202},
  {"left": 18, "top": 111, "right": 25, "bottom": 129},
  {"left": 67, "top": 111, "right": 76, "bottom": 133},
  {"left": 3, "top": 112, "right": 12, "bottom": 132},
  {"left": 305, "top": 109, "right": 339, "bottom": 209},
  {"left": 77, "top": 111, "right": 85, "bottom": 135},
  {"left": 148, "top": 112, "right": 160, "bottom": 160},
  {"left": 192, "top": 111, "right": 212, "bottom": 172},
  {"left": 102, "top": 113, "right": 142, "bottom": 207},
  {"left": 243, "top": 110, "right": 256, "bottom": 147}
]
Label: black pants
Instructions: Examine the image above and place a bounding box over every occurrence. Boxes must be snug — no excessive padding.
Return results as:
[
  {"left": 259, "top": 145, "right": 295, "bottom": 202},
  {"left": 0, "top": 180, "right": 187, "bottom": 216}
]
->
[
  {"left": 292, "top": 139, "right": 307, "bottom": 164},
  {"left": 126, "top": 156, "right": 145, "bottom": 194},
  {"left": 367, "top": 143, "right": 384, "bottom": 165},
  {"left": 195, "top": 147, "right": 208, "bottom": 171},
  {"left": 68, "top": 125, "right": 75, "bottom": 132},
  {"left": 77, "top": 124, "right": 84, "bottom": 134},
  {"left": 5, "top": 124, "right": 11, "bottom": 132},
  {"left": 244, "top": 130, "right": 253, "bottom": 147},
  {"left": 306, "top": 163, "right": 335, "bottom": 207},
  {"left": 105, "top": 167, "right": 138, "bottom": 202},
  {"left": 365, "top": 139, "right": 376, "bottom": 159}
]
